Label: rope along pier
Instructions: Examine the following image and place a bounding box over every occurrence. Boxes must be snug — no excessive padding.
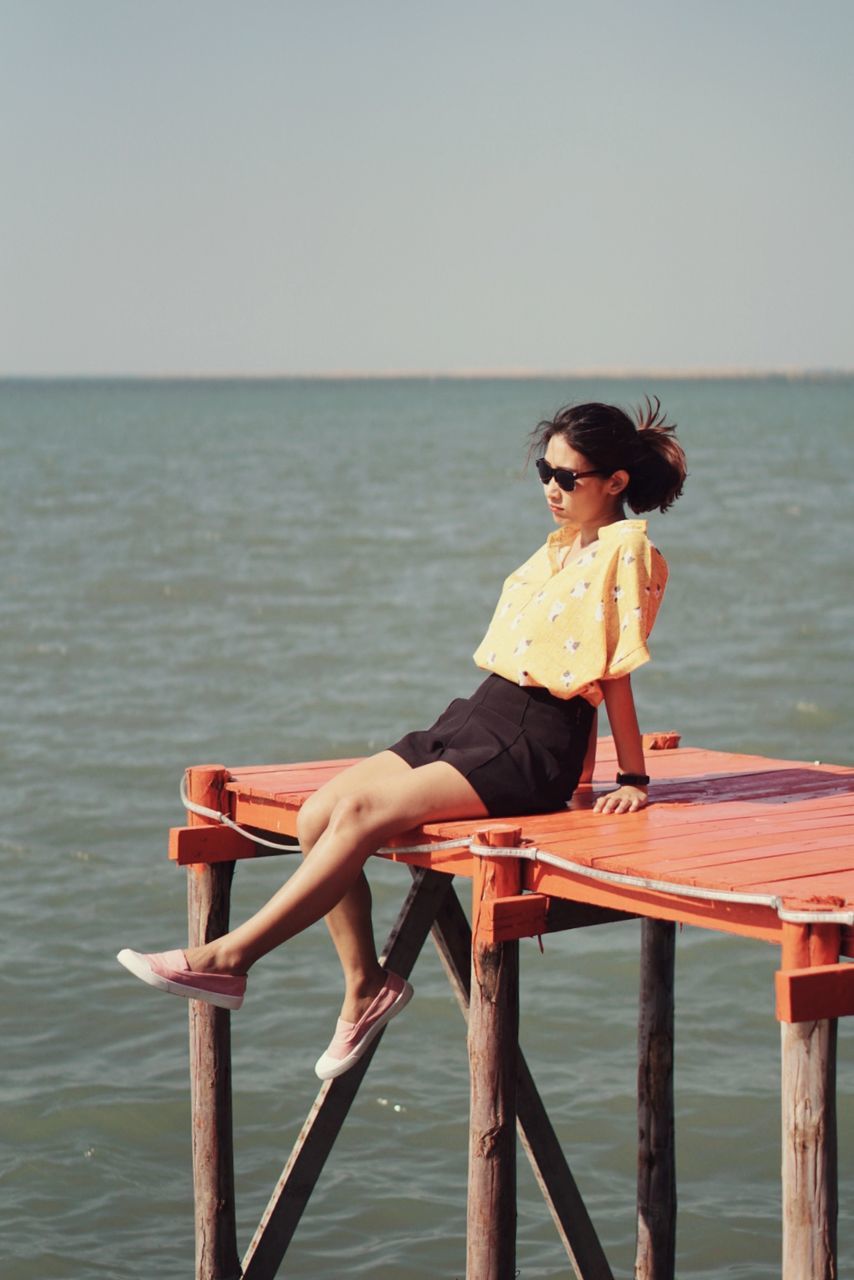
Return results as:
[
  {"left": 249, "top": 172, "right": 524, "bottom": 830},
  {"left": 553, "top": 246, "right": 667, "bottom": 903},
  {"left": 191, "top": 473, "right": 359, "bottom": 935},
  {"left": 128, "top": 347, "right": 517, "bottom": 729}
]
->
[{"left": 180, "top": 771, "right": 854, "bottom": 927}]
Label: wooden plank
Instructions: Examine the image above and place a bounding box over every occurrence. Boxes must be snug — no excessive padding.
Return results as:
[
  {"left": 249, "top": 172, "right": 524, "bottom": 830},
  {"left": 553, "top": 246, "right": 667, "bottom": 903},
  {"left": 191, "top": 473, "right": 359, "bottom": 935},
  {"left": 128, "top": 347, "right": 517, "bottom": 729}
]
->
[
  {"left": 635, "top": 921, "right": 676, "bottom": 1280},
  {"left": 559, "top": 807, "right": 854, "bottom": 861},
  {"left": 775, "top": 963, "right": 854, "bottom": 1022},
  {"left": 525, "top": 862, "right": 782, "bottom": 945},
  {"left": 430, "top": 881, "right": 615, "bottom": 1280},
  {"left": 585, "top": 829, "right": 854, "bottom": 879},
  {"left": 240, "top": 868, "right": 454, "bottom": 1280},
  {"left": 226, "top": 758, "right": 362, "bottom": 787},
  {"left": 478, "top": 893, "right": 636, "bottom": 942},
  {"left": 597, "top": 830, "right": 854, "bottom": 875},
  {"left": 480, "top": 892, "right": 548, "bottom": 942},
  {"left": 232, "top": 795, "right": 302, "bottom": 836},
  {"left": 185, "top": 766, "right": 241, "bottom": 1280},
  {"left": 169, "top": 823, "right": 256, "bottom": 865}
]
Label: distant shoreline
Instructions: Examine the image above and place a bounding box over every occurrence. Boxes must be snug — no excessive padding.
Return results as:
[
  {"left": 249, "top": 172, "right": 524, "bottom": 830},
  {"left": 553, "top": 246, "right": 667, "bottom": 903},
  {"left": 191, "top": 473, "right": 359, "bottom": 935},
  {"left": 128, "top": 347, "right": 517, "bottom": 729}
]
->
[{"left": 2, "top": 367, "right": 853, "bottom": 383}]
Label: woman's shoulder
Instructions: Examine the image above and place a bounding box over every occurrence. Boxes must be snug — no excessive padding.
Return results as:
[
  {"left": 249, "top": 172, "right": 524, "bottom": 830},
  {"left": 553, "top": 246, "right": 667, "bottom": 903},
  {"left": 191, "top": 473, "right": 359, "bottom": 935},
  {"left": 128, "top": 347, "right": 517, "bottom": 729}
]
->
[
  {"left": 598, "top": 517, "right": 649, "bottom": 546},
  {"left": 600, "top": 518, "right": 666, "bottom": 559}
]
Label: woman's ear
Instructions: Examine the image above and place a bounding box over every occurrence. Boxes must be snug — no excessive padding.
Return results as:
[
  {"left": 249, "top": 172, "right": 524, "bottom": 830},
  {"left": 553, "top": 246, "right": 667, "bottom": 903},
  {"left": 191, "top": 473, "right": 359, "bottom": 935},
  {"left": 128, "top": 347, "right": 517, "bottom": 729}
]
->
[{"left": 609, "top": 469, "right": 630, "bottom": 496}]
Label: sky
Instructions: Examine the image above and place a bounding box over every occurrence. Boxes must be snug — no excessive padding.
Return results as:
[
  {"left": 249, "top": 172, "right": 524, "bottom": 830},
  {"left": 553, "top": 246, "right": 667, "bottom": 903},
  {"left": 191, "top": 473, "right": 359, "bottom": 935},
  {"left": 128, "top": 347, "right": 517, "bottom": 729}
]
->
[{"left": 1, "top": 0, "right": 852, "bottom": 376}]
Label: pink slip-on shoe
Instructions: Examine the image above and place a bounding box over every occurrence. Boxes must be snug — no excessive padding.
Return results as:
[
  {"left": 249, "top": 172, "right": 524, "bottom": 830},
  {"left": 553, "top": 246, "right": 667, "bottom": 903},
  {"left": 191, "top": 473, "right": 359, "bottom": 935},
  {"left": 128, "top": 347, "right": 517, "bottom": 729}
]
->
[
  {"left": 116, "top": 948, "right": 246, "bottom": 1010},
  {"left": 314, "top": 971, "right": 413, "bottom": 1080}
]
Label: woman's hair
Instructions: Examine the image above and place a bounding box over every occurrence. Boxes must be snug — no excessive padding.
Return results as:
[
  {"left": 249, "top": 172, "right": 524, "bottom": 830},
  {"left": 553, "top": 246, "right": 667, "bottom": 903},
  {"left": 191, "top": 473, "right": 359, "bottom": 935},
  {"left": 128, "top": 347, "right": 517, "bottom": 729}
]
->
[{"left": 528, "top": 397, "right": 687, "bottom": 513}]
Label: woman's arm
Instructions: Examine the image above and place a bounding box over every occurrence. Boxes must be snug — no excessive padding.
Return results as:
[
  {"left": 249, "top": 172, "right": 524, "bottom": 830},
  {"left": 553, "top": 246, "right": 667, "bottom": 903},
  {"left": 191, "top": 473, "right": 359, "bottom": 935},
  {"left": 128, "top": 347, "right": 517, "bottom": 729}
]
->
[
  {"left": 578, "top": 707, "right": 598, "bottom": 784},
  {"left": 594, "top": 674, "right": 648, "bottom": 814}
]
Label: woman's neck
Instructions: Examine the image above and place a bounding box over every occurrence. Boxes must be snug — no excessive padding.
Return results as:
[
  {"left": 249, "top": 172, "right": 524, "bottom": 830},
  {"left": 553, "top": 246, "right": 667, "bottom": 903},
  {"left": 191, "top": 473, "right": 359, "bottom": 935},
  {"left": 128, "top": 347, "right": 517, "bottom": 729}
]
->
[{"left": 578, "top": 507, "right": 626, "bottom": 547}]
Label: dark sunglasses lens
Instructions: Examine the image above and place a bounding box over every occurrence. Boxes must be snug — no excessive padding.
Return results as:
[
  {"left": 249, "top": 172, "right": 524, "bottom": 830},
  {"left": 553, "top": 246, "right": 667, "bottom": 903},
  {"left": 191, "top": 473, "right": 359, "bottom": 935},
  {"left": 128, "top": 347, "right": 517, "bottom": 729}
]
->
[{"left": 536, "top": 459, "right": 575, "bottom": 491}]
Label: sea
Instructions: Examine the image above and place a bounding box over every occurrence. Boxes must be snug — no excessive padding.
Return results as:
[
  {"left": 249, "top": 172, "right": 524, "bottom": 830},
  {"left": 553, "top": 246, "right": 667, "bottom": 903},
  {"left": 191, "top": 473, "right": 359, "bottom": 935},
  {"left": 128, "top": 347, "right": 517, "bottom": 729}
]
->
[{"left": 2, "top": 375, "right": 853, "bottom": 1278}]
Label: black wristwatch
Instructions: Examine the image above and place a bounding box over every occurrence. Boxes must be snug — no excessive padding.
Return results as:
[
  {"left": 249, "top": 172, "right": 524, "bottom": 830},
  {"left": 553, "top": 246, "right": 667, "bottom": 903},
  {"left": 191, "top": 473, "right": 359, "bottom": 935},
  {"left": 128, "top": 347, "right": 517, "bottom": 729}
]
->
[{"left": 616, "top": 772, "right": 650, "bottom": 788}]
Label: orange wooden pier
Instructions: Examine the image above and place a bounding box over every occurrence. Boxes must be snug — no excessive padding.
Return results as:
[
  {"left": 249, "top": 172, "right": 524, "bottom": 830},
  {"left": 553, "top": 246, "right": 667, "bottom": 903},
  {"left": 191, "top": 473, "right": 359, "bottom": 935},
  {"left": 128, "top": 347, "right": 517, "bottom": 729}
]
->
[{"left": 169, "top": 735, "right": 854, "bottom": 1280}]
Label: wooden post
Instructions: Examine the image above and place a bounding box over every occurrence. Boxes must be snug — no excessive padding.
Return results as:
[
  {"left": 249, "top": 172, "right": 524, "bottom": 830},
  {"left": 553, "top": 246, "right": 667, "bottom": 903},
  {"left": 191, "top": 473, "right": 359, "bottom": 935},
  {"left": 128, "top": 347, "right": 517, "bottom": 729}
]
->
[
  {"left": 432, "top": 879, "right": 616, "bottom": 1280},
  {"left": 635, "top": 918, "right": 676, "bottom": 1280},
  {"left": 467, "top": 827, "right": 522, "bottom": 1280},
  {"left": 780, "top": 922, "right": 838, "bottom": 1280},
  {"left": 186, "top": 766, "right": 241, "bottom": 1280}
]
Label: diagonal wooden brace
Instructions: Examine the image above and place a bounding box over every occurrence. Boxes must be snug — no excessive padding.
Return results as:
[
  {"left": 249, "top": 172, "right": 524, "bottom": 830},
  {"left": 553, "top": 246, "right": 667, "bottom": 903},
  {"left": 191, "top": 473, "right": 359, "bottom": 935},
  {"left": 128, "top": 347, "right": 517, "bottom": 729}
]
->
[{"left": 240, "top": 867, "right": 454, "bottom": 1280}]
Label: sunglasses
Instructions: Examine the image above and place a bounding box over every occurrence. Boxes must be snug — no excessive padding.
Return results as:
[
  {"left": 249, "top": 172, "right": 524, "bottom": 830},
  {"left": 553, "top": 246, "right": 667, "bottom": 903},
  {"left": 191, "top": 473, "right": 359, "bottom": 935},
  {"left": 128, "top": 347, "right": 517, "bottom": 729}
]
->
[{"left": 535, "top": 458, "right": 608, "bottom": 492}]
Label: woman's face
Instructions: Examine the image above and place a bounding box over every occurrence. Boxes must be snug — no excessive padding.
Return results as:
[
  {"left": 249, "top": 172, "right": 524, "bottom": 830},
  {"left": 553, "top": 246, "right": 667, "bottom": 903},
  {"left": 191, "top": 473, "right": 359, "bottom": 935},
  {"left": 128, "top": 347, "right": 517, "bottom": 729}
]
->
[{"left": 542, "top": 434, "right": 625, "bottom": 529}]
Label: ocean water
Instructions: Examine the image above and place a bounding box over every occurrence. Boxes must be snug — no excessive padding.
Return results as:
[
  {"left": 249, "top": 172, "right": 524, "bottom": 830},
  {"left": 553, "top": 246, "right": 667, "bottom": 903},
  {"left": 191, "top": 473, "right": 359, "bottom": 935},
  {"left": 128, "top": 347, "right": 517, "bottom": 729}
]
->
[{"left": 2, "top": 375, "right": 853, "bottom": 1278}]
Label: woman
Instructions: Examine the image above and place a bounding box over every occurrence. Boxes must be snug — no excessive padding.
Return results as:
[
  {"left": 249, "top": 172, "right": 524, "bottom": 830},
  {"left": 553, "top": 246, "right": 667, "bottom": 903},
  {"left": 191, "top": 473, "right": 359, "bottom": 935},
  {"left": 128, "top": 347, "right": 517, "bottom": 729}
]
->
[{"left": 118, "top": 397, "right": 687, "bottom": 1080}]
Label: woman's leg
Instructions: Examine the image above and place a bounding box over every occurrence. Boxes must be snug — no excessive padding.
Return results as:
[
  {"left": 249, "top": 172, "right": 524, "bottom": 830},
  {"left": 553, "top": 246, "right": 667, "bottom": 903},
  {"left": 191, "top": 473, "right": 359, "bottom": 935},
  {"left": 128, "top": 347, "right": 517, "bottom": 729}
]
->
[
  {"left": 185, "top": 757, "right": 488, "bottom": 1016},
  {"left": 294, "top": 751, "right": 415, "bottom": 1020}
]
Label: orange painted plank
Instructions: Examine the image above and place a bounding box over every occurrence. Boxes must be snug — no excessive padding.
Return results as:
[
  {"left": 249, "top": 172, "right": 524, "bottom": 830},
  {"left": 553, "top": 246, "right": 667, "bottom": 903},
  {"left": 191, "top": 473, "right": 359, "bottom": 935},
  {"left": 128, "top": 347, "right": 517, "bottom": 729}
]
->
[
  {"left": 231, "top": 795, "right": 302, "bottom": 836},
  {"left": 584, "top": 830, "right": 854, "bottom": 875},
  {"left": 745, "top": 867, "right": 854, "bottom": 900},
  {"left": 225, "top": 760, "right": 362, "bottom": 799},
  {"left": 775, "top": 963, "right": 854, "bottom": 1022},
  {"left": 539, "top": 810, "right": 854, "bottom": 859},
  {"left": 227, "top": 758, "right": 362, "bottom": 780},
  {"left": 168, "top": 824, "right": 256, "bottom": 865},
  {"left": 590, "top": 830, "right": 852, "bottom": 876},
  {"left": 511, "top": 791, "right": 854, "bottom": 841},
  {"left": 524, "top": 861, "right": 782, "bottom": 944},
  {"left": 478, "top": 893, "right": 549, "bottom": 943},
  {"left": 513, "top": 799, "right": 854, "bottom": 865}
]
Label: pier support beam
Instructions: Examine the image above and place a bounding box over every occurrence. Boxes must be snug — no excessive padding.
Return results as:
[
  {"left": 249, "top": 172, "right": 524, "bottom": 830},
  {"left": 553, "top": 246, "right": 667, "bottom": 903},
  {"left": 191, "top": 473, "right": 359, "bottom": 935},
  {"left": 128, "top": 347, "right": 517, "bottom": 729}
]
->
[
  {"left": 467, "top": 827, "right": 522, "bottom": 1280},
  {"left": 635, "top": 918, "right": 676, "bottom": 1280},
  {"left": 186, "top": 766, "right": 241, "bottom": 1280},
  {"left": 779, "top": 923, "right": 838, "bottom": 1280}
]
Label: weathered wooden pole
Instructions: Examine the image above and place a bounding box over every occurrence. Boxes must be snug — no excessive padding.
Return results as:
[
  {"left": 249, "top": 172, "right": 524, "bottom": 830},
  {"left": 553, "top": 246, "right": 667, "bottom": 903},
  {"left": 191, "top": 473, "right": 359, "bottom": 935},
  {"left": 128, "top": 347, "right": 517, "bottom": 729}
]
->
[
  {"left": 467, "top": 826, "right": 522, "bottom": 1280},
  {"left": 185, "top": 765, "right": 241, "bottom": 1280},
  {"left": 780, "top": 922, "right": 838, "bottom": 1280},
  {"left": 635, "top": 918, "right": 676, "bottom": 1280},
  {"left": 432, "top": 880, "right": 616, "bottom": 1280}
]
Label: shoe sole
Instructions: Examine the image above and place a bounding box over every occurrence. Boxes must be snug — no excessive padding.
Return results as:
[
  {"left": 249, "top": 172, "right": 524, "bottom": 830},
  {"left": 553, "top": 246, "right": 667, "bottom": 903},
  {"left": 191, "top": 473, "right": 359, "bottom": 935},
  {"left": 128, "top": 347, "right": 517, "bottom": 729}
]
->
[
  {"left": 116, "top": 949, "right": 244, "bottom": 1010},
  {"left": 315, "top": 980, "right": 413, "bottom": 1080}
]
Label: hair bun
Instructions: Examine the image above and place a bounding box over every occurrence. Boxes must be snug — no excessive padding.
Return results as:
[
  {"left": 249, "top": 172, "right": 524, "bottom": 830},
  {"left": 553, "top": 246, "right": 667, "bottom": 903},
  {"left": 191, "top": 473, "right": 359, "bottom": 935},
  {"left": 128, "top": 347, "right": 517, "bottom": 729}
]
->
[{"left": 630, "top": 395, "right": 686, "bottom": 512}]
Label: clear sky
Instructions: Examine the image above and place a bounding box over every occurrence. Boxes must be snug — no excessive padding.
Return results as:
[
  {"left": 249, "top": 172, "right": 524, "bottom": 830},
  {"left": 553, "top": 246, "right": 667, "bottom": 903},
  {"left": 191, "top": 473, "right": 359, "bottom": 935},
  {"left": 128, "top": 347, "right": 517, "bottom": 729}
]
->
[{"left": 1, "top": 0, "right": 852, "bottom": 376}]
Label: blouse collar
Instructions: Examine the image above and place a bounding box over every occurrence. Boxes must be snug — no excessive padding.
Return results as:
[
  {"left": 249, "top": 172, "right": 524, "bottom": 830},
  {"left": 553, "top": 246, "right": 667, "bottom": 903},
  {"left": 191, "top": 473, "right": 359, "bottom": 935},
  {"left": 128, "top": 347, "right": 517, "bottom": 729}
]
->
[{"left": 546, "top": 517, "right": 648, "bottom": 548}]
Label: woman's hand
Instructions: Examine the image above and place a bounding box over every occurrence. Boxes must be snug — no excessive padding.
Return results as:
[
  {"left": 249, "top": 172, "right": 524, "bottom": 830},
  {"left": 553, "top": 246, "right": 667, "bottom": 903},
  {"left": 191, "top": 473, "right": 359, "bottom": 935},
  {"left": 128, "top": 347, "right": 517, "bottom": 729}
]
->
[{"left": 593, "top": 784, "right": 648, "bottom": 815}]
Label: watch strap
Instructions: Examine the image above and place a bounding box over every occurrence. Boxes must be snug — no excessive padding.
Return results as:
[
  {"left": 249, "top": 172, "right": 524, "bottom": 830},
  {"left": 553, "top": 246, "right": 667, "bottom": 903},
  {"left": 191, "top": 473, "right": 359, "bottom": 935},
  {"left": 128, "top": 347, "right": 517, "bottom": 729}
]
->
[{"left": 616, "top": 771, "right": 650, "bottom": 788}]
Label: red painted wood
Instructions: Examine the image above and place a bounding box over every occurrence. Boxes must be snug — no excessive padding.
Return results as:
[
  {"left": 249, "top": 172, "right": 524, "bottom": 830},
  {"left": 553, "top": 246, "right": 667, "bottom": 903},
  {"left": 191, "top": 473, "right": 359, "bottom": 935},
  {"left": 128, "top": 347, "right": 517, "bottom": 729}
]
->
[
  {"left": 169, "top": 824, "right": 255, "bottom": 865},
  {"left": 479, "top": 893, "right": 549, "bottom": 943},
  {"left": 776, "top": 963, "right": 854, "bottom": 1022},
  {"left": 189, "top": 741, "right": 854, "bottom": 944}
]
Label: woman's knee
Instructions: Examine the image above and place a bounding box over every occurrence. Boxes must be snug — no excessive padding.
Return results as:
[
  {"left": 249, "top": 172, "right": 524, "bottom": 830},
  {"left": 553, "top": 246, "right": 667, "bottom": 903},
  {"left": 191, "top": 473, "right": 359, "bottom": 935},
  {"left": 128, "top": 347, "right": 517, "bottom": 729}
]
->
[
  {"left": 296, "top": 792, "right": 333, "bottom": 853},
  {"left": 326, "top": 792, "right": 381, "bottom": 843}
]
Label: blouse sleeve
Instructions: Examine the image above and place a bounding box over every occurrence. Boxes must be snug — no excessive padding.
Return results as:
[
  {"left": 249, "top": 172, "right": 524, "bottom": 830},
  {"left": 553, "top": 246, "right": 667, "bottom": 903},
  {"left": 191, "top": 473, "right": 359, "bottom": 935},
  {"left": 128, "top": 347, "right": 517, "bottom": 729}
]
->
[{"left": 605, "top": 540, "right": 668, "bottom": 679}]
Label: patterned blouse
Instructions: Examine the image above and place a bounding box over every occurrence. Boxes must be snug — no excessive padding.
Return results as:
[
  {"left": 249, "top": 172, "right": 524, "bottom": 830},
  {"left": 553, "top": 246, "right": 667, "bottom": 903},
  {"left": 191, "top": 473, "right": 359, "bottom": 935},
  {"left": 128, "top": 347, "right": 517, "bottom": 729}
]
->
[{"left": 473, "top": 518, "right": 668, "bottom": 706}]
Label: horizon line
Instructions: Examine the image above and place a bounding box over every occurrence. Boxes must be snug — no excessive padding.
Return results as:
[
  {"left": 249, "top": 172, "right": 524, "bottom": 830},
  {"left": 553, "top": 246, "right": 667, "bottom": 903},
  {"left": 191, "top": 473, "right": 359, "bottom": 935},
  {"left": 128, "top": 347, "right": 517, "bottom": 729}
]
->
[{"left": 2, "top": 365, "right": 853, "bottom": 382}]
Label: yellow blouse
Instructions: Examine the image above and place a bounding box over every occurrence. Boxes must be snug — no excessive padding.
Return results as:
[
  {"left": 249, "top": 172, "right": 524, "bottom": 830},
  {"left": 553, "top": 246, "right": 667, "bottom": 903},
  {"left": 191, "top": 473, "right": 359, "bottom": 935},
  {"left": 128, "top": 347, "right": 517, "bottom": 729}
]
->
[{"left": 473, "top": 518, "right": 668, "bottom": 707}]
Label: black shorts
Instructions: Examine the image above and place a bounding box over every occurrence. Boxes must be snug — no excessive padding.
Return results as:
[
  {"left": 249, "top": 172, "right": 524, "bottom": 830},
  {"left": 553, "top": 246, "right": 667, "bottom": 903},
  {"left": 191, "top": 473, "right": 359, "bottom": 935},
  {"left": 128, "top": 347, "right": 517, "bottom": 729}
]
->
[{"left": 387, "top": 673, "right": 595, "bottom": 817}]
